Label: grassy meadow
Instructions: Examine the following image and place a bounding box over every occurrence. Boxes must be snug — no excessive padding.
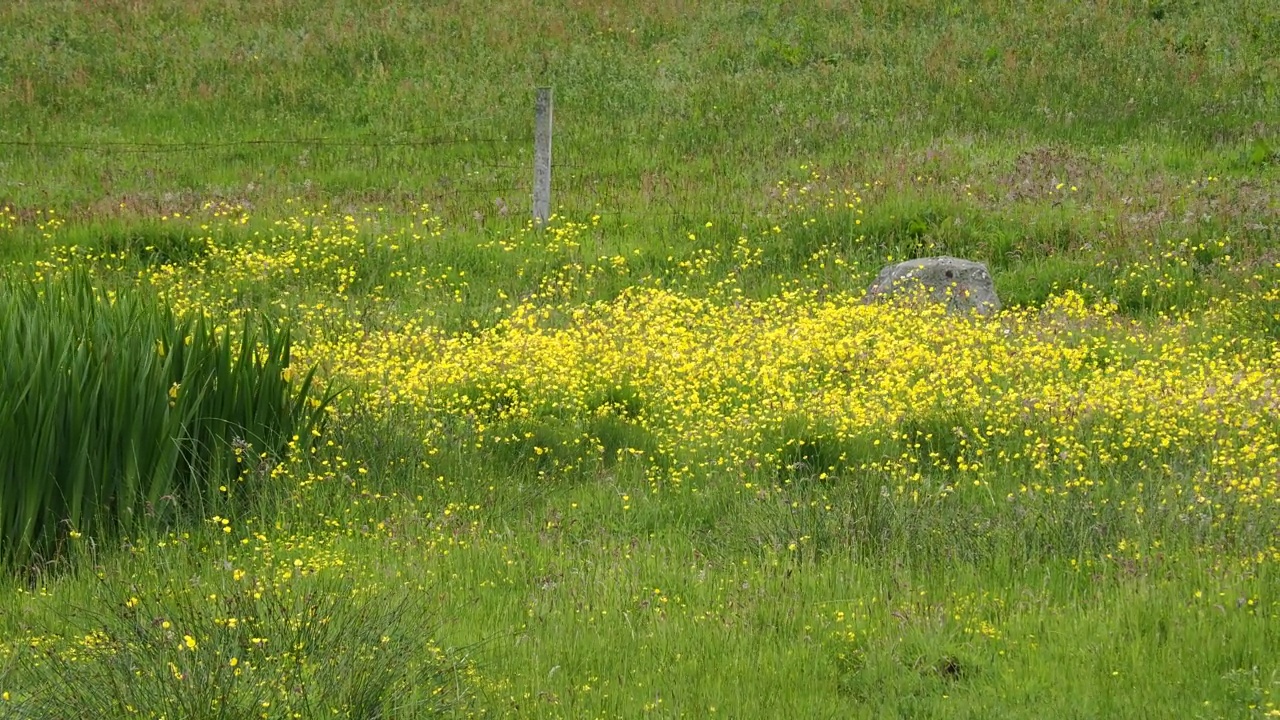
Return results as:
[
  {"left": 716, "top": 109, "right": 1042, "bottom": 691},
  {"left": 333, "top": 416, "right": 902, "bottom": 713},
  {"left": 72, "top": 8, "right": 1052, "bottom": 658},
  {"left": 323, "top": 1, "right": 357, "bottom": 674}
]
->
[{"left": 2, "top": 0, "right": 1280, "bottom": 717}]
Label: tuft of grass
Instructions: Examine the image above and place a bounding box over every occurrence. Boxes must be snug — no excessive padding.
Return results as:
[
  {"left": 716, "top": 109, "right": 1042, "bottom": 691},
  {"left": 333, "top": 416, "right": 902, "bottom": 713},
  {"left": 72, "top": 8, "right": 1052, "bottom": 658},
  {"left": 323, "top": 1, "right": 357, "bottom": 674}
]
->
[{"left": 2, "top": 574, "right": 469, "bottom": 719}]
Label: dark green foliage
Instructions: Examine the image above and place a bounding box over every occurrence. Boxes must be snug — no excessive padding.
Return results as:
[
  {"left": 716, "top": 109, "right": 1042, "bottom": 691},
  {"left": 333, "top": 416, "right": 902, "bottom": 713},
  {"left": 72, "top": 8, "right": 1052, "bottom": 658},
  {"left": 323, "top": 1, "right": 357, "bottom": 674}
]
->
[
  {"left": 0, "top": 272, "right": 335, "bottom": 567},
  {"left": 587, "top": 382, "right": 645, "bottom": 421},
  {"left": 769, "top": 415, "right": 889, "bottom": 482},
  {"left": 587, "top": 414, "right": 656, "bottom": 467},
  {"left": 97, "top": 223, "right": 211, "bottom": 265}
]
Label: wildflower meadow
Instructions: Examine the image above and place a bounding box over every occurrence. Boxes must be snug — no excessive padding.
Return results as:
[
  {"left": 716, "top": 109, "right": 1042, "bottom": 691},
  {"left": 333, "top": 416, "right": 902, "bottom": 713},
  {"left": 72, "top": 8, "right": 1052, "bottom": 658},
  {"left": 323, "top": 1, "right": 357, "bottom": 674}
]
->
[{"left": 1, "top": 1, "right": 1278, "bottom": 717}]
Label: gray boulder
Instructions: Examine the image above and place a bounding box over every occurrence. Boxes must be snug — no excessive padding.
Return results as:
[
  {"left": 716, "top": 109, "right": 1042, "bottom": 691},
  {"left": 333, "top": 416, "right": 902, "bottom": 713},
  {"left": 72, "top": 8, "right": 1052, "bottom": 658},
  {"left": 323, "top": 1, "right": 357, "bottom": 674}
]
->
[{"left": 864, "top": 256, "right": 1001, "bottom": 316}]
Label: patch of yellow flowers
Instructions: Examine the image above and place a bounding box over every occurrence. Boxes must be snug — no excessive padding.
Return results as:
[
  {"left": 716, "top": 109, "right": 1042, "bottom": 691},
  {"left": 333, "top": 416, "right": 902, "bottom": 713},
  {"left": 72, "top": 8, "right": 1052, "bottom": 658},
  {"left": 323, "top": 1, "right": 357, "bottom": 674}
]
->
[{"left": 26, "top": 200, "right": 1280, "bottom": 542}]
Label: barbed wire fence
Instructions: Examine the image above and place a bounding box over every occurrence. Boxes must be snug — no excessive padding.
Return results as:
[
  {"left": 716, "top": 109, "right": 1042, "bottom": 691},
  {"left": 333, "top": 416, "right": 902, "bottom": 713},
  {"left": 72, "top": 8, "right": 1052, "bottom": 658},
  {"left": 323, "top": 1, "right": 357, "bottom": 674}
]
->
[{"left": 0, "top": 90, "right": 761, "bottom": 228}]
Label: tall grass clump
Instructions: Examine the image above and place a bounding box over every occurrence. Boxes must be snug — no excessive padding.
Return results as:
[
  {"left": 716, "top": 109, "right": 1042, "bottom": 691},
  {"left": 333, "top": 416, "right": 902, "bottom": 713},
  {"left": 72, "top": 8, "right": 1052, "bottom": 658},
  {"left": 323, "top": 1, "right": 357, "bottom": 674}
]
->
[
  {"left": 0, "top": 272, "right": 334, "bottom": 568},
  {"left": 4, "top": 580, "right": 470, "bottom": 719}
]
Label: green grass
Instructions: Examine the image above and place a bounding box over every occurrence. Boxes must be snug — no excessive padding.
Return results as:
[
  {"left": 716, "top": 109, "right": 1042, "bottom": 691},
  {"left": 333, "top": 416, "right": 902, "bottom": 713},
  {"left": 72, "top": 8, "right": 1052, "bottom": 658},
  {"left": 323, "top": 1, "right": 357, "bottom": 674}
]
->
[
  {"left": 1, "top": 0, "right": 1276, "bottom": 226},
  {"left": 1, "top": 1, "right": 1280, "bottom": 718}
]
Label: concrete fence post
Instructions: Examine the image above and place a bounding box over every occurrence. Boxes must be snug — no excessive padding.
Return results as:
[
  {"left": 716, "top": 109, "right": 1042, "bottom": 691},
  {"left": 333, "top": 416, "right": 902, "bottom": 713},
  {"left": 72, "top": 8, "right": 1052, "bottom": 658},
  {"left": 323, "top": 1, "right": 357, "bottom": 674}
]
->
[{"left": 533, "top": 87, "right": 553, "bottom": 228}]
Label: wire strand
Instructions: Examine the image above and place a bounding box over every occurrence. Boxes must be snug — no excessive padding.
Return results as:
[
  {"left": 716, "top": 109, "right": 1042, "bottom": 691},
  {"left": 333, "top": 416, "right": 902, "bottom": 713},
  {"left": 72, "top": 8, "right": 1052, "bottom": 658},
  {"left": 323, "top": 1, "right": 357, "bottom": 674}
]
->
[{"left": 0, "top": 136, "right": 528, "bottom": 153}]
